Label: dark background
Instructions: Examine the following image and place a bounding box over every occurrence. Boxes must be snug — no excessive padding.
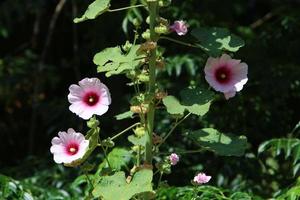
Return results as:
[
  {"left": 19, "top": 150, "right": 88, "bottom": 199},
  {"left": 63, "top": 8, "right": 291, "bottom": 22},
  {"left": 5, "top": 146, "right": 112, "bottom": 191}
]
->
[{"left": 0, "top": 0, "right": 300, "bottom": 197}]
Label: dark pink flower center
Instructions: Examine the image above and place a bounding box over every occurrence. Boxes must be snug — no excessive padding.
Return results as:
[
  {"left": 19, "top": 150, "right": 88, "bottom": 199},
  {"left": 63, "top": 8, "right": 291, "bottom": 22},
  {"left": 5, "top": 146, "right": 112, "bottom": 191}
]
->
[
  {"left": 66, "top": 143, "right": 79, "bottom": 155},
  {"left": 215, "top": 66, "right": 231, "bottom": 84},
  {"left": 83, "top": 92, "right": 99, "bottom": 106}
]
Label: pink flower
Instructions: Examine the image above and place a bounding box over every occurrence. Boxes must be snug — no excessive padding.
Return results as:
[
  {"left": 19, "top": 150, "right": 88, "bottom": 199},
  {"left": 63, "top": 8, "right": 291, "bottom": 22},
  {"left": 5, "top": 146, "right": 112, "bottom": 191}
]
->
[
  {"left": 204, "top": 54, "right": 248, "bottom": 99},
  {"left": 50, "top": 128, "right": 89, "bottom": 164},
  {"left": 169, "top": 153, "right": 179, "bottom": 165},
  {"left": 170, "top": 20, "right": 188, "bottom": 36},
  {"left": 193, "top": 172, "right": 211, "bottom": 185},
  {"left": 68, "top": 78, "right": 111, "bottom": 120}
]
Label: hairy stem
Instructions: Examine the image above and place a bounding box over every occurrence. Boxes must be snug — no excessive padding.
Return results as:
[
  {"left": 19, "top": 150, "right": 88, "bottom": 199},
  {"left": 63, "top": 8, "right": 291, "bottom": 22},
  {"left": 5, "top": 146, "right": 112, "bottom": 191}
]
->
[
  {"left": 111, "top": 122, "right": 141, "bottom": 140},
  {"left": 145, "top": 0, "right": 158, "bottom": 164},
  {"left": 108, "top": 4, "right": 145, "bottom": 12}
]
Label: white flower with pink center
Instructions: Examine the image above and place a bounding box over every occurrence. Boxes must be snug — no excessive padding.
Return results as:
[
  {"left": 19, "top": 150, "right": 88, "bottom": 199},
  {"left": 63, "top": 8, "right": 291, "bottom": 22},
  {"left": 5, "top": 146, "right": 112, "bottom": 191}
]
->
[
  {"left": 170, "top": 20, "right": 188, "bottom": 36},
  {"left": 50, "top": 128, "right": 89, "bottom": 164},
  {"left": 193, "top": 172, "right": 211, "bottom": 185},
  {"left": 68, "top": 78, "right": 111, "bottom": 120},
  {"left": 169, "top": 153, "right": 180, "bottom": 165},
  {"left": 204, "top": 54, "right": 248, "bottom": 99}
]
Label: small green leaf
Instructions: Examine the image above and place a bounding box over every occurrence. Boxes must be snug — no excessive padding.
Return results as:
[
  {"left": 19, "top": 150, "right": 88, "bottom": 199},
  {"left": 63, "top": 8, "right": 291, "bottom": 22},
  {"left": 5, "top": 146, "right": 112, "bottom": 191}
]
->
[
  {"left": 128, "top": 134, "right": 147, "bottom": 146},
  {"left": 98, "top": 148, "right": 132, "bottom": 172},
  {"left": 115, "top": 111, "right": 134, "bottom": 120},
  {"left": 192, "top": 27, "right": 245, "bottom": 56},
  {"left": 93, "top": 45, "right": 143, "bottom": 77},
  {"left": 163, "top": 87, "right": 214, "bottom": 116},
  {"left": 74, "top": 0, "right": 111, "bottom": 23},
  {"left": 93, "top": 169, "right": 153, "bottom": 200},
  {"left": 187, "top": 128, "right": 247, "bottom": 156},
  {"left": 162, "top": 96, "right": 185, "bottom": 115}
]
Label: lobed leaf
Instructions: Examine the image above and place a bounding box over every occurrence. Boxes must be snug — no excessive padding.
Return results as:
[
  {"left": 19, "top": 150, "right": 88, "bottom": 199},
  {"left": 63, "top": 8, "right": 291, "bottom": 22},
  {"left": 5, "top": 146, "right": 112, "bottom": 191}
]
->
[
  {"left": 187, "top": 128, "right": 247, "bottom": 156},
  {"left": 192, "top": 27, "right": 245, "bottom": 56},
  {"left": 163, "top": 87, "right": 214, "bottom": 116},
  {"left": 98, "top": 148, "right": 132, "bottom": 172},
  {"left": 93, "top": 45, "right": 143, "bottom": 77},
  {"left": 92, "top": 169, "right": 153, "bottom": 200},
  {"left": 74, "top": 0, "right": 111, "bottom": 23}
]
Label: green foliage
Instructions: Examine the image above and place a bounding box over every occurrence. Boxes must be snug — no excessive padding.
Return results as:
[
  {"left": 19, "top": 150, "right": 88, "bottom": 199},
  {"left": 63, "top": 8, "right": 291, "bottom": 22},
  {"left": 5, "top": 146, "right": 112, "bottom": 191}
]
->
[
  {"left": 93, "top": 45, "right": 143, "bottom": 77},
  {"left": 156, "top": 185, "right": 255, "bottom": 200},
  {"left": 187, "top": 128, "right": 248, "bottom": 156},
  {"left": 192, "top": 27, "right": 245, "bottom": 56},
  {"left": 163, "top": 87, "right": 214, "bottom": 116},
  {"left": 165, "top": 54, "right": 201, "bottom": 77},
  {"left": 92, "top": 169, "right": 153, "bottom": 200},
  {"left": 258, "top": 138, "right": 300, "bottom": 176},
  {"left": 74, "top": 0, "right": 111, "bottom": 23},
  {"left": 98, "top": 148, "right": 132, "bottom": 172},
  {"left": 276, "top": 178, "right": 300, "bottom": 200}
]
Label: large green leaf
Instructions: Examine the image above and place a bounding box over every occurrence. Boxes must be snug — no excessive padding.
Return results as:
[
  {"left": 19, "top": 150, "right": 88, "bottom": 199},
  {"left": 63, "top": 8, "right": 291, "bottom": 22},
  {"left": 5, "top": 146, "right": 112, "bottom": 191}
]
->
[
  {"left": 98, "top": 148, "right": 132, "bottom": 172},
  {"left": 163, "top": 87, "right": 214, "bottom": 116},
  {"left": 93, "top": 45, "right": 143, "bottom": 77},
  {"left": 191, "top": 27, "right": 245, "bottom": 56},
  {"left": 74, "top": 0, "right": 111, "bottom": 23},
  {"left": 187, "top": 128, "right": 247, "bottom": 156},
  {"left": 93, "top": 169, "right": 153, "bottom": 200}
]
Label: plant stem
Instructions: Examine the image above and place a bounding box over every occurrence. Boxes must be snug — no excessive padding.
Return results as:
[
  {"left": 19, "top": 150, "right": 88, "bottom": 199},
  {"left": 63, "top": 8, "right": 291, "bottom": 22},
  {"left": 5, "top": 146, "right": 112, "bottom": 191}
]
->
[
  {"left": 145, "top": 0, "right": 158, "bottom": 164},
  {"left": 157, "top": 112, "right": 192, "bottom": 149},
  {"left": 98, "top": 135, "right": 112, "bottom": 169},
  {"left": 108, "top": 4, "right": 145, "bottom": 12},
  {"left": 111, "top": 122, "right": 141, "bottom": 140},
  {"left": 160, "top": 36, "right": 201, "bottom": 49}
]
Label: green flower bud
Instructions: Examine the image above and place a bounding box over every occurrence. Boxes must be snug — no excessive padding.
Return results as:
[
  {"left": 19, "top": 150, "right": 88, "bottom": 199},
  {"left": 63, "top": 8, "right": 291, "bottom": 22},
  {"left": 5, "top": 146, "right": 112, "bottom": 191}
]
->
[
  {"left": 122, "top": 41, "right": 132, "bottom": 52},
  {"left": 155, "top": 25, "right": 169, "bottom": 35},
  {"left": 134, "top": 126, "right": 146, "bottom": 137},
  {"left": 87, "top": 116, "right": 99, "bottom": 129},
  {"left": 142, "top": 29, "right": 151, "bottom": 40},
  {"left": 137, "top": 74, "right": 150, "bottom": 82}
]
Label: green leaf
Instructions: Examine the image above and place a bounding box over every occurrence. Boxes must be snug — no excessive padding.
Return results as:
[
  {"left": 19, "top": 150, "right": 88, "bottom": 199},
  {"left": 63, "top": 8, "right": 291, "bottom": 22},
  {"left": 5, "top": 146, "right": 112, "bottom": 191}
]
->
[
  {"left": 93, "top": 45, "right": 143, "bottom": 77},
  {"left": 191, "top": 27, "right": 245, "bottom": 56},
  {"left": 93, "top": 169, "right": 153, "bottom": 200},
  {"left": 74, "top": 0, "right": 111, "bottom": 23},
  {"left": 163, "top": 87, "right": 214, "bottom": 116},
  {"left": 98, "top": 148, "right": 132, "bottom": 172},
  {"left": 187, "top": 128, "right": 247, "bottom": 156},
  {"left": 128, "top": 134, "right": 147, "bottom": 146},
  {"left": 115, "top": 111, "right": 134, "bottom": 120}
]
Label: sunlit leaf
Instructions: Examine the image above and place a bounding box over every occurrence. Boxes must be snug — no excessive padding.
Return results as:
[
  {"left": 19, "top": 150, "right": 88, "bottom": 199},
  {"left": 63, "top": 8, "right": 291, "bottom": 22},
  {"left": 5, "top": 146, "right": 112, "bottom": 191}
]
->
[
  {"left": 187, "top": 128, "right": 247, "bottom": 156},
  {"left": 93, "top": 45, "right": 143, "bottom": 77},
  {"left": 74, "top": 0, "right": 111, "bottom": 23},
  {"left": 163, "top": 87, "right": 214, "bottom": 116},
  {"left": 98, "top": 148, "right": 132, "bottom": 172},
  {"left": 192, "top": 27, "right": 245, "bottom": 56},
  {"left": 93, "top": 169, "right": 153, "bottom": 200}
]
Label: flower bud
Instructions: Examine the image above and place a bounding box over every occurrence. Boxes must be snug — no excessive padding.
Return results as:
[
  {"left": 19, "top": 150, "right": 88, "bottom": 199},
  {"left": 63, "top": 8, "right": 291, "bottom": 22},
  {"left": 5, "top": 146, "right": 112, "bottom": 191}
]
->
[
  {"left": 130, "top": 104, "right": 149, "bottom": 114},
  {"left": 122, "top": 41, "right": 132, "bottom": 52},
  {"left": 134, "top": 126, "right": 146, "bottom": 137},
  {"left": 137, "top": 74, "right": 150, "bottom": 82},
  {"left": 142, "top": 29, "right": 151, "bottom": 40},
  {"left": 156, "top": 59, "right": 165, "bottom": 69},
  {"left": 87, "top": 116, "right": 100, "bottom": 129},
  {"left": 155, "top": 25, "right": 169, "bottom": 35},
  {"left": 170, "top": 20, "right": 188, "bottom": 36}
]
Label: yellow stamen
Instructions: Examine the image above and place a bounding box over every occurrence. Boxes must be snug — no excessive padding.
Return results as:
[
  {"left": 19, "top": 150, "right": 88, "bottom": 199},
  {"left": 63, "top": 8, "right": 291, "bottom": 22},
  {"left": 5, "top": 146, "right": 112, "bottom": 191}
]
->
[
  {"left": 220, "top": 73, "right": 226, "bottom": 79},
  {"left": 69, "top": 147, "right": 76, "bottom": 153},
  {"left": 89, "top": 97, "right": 94, "bottom": 103}
]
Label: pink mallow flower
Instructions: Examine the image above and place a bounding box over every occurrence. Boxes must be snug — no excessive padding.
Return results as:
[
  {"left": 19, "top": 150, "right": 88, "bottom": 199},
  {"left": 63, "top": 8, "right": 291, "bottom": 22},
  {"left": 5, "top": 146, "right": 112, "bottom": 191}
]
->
[
  {"left": 193, "top": 173, "right": 211, "bottom": 185},
  {"left": 169, "top": 153, "right": 179, "bottom": 165},
  {"left": 50, "top": 128, "right": 89, "bottom": 164},
  {"left": 204, "top": 54, "right": 248, "bottom": 100},
  {"left": 170, "top": 20, "right": 188, "bottom": 36},
  {"left": 68, "top": 78, "right": 111, "bottom": 120}
]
